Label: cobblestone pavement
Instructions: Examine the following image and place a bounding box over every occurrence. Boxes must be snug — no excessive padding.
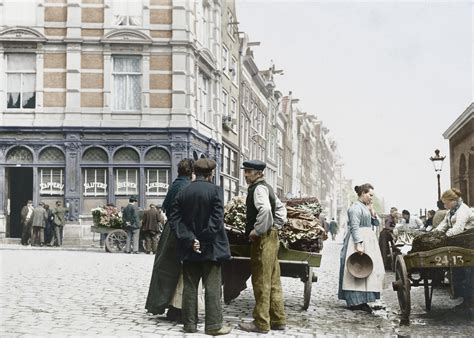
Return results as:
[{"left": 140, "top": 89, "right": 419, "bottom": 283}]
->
[{"left": 0, "top": 236, "right": 472, "bottom": 337}]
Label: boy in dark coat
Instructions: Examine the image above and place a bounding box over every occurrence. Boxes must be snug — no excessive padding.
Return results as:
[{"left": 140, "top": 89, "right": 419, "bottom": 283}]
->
[
  {"left": 170, "top": 158, "right": 232, "bottom": 335},
  {"left": 141, "top": 204, "right": 164, "bottom": 254}
]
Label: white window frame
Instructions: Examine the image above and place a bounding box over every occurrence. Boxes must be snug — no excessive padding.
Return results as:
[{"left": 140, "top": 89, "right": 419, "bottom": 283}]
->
[
  {"left": 198, "top": 72, "right": 210, "bottom": 123},
  {"left": 5, "top": 53, "right": 36, "bottom": 111},
  {"left": 145, "top": 168, "right": 170, "bottom": 196},
  {"left": 222, "top": 46, "right": 229, "bottom": 75},
  {"left": 115, "top": 169, "right": 138, "bottom": 195},
  {"left": 83, "top": 169, "right": 108, "bottom": 197},
  {"left": 222, "top": 89, "right": 228, "bottom": 116},
  {"left": 39, "top": 168, "right": 64, "bottom": 196},
  {"left": 112, "top": 56, "right": 142, "bottom": 112},
  {"left": 111, "top": 0, "right": 143, "bottom": 27},
  {"left": 230, "top": 57, "right": 238, "bottom": 83}
]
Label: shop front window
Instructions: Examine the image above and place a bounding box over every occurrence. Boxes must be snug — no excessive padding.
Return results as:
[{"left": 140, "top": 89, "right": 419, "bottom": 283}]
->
[
  {"left": 115, "top": 169, "right": 138, "bottom": 195},
  {"left": 40, "top": 169, "right": 64, "bottom": 196},
  {"left": 145, "top": 169, "right": 170, "bottom": 196},
  {"left": 83, "top": 169, "right": 108, "bottom": 196}
]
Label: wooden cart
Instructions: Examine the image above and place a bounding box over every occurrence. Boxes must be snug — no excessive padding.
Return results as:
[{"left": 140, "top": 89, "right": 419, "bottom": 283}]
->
[
  {"left": 222, "top": 244, "right": 321, "bottom": 310},
  {"left": 392, "top": 246, "right": 474, "bottom": 320},
  {"left": 91, "top": 225, "right": 129, "bottom": 253}
]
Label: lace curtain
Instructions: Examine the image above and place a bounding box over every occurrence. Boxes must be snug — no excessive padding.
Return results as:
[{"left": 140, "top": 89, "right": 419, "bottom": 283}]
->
[
  {"left": 113, "top": 57, "right": 141, "bottom": 111},
  {"left": 7, "top": 54, "right": 36, "bottom": 109}
]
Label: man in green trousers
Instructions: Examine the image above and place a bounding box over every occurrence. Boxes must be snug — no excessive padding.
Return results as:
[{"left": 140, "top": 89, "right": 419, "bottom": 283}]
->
[{"left": 239, "top": 160, "right": 287, "bottom": 333}]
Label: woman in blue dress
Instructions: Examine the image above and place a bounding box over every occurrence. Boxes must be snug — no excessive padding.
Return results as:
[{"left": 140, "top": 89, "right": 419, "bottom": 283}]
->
[{"left": 338, "top": 183, "right": 385, "bottom": 313}]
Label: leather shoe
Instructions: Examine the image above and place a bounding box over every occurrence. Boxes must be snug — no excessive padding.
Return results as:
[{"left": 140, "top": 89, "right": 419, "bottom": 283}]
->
[
  {"left": 205, "top": 325, "right": 232, "bottom": 336},
  {"left": 239, "top": 321, "right": 269, "bottom": 333},
  {"left": 271, "top": 324, "right": 286, "bottom": 330},
  {"left": 349, "top": 303, "right": 373, "bottom": 313},
  {"left": 183, "top": 327, "right": 197, "bottom": 333}
]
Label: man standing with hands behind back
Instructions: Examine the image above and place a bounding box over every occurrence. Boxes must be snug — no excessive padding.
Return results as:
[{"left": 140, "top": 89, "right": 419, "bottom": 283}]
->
[
  {"left": 170, "top": 158, "right": 232, "bottom": 335},
  {"left": 239, "top": 160, "right": 287, "bottom": 334}
]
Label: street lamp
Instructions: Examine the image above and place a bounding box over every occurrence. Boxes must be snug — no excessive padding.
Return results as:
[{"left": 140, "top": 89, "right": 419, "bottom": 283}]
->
[{"left": 429, "top": 149, "right": 446, "bottom": 201}]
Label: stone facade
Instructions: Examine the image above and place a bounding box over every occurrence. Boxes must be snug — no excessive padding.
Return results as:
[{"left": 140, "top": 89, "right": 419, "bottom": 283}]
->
[{"left": 443, "top": 103, "right": 474, "bottom": 206}]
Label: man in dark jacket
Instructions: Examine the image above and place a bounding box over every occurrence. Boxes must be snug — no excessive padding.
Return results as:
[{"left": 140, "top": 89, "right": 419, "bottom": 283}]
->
[
  {"left": 141, "top": 204, "right": 164, "bottom": 254},
  {"left": 239, "top": 160, "right": 287, "bottom": 333},
  {"left": 20, "top": 200, "right": 34, "bottom": 245},
  {"left": 145, "top": 158, "right": 194, "bottom": 320},
  {"left": 122, "top": 195, "right": 140, "bottom": 254},
  {"left": 170, "top": 158, "right": 232, "bottom": 335}
]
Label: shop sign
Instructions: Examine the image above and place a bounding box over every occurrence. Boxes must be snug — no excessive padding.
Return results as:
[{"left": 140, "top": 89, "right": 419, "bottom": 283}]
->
[
  {"left": 146, "top": 182, "right": 169, "bottom": 190},
  {"left": 116, "top": 181, "right": 137, "bottom": 189},
  {"left": 84, "top": 182, "right": 108, "bottom": 190},
  {"left": 40, "top": 182, "right": 64, "bottom": 194}
]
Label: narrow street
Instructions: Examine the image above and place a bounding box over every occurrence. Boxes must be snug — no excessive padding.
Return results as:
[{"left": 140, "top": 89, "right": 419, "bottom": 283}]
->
[{"left": 0, "top": 237, "right": 472, "bottom": 337}]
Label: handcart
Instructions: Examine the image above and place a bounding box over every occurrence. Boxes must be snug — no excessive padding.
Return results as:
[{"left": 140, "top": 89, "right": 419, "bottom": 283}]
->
[
  {"left": 91, "top": 225, "right": 129, "bottom": 253},
  {"left": 222, "top": 244, "right": 321, "bottom": 310},
  {"left": 392, "top": 245, "right": 474, "bottom": 320}
]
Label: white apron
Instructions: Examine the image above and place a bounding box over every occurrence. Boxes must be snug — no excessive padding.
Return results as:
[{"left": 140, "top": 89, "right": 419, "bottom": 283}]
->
[
  {"left": 342, "top": 227, "right": 384, "bottom": 292},
  {"left": 169, "top": 272, "right": 205, "bottom": 310}
]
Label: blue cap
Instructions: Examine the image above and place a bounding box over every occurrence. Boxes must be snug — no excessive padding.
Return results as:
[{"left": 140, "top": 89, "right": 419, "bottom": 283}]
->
[{"left": 241, "top": 160, "right": 266, "bottom": 171}]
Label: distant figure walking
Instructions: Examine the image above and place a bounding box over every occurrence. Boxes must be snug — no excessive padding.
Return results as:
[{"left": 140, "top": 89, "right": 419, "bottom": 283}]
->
[
  {"left": 141, "top": 204, "right": 164, "bottom": 254},
  {"left": 122, "top": 196, "right": 141, "bottom": 254},
  {"left": 329, "top": 218, "right": 338, "bottom": 241}
]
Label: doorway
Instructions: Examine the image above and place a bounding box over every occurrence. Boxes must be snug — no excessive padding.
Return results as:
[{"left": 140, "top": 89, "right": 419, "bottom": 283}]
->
[{"left": 7, "top": 167, "right": 33, "bottom": 238}]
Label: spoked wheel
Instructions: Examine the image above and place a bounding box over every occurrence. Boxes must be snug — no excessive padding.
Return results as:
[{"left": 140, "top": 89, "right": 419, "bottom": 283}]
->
[
  {"left": 302, "top": 267, "right": 313, "bottom": 310},
  {"left": 392, "top": 256, "right": 411, "bottom": 320},
  {"left": 105, "top": 229, "right": 128, "bottom": 253},
  {"left": 424, "top": 279, "right": 433, "bottom": 311},
  {"left": 388, "top": 244, "right": 396, "bottom": 272}
]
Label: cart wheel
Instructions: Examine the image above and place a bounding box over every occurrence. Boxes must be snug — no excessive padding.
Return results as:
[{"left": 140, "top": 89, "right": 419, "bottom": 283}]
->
[
  {"left": 105, "top": 229, "right": 128, "bottom": 253},
  {"left": 388, "top": 244, "right": 395, "bottom": 272},
  {"left": 392, "top": 256, "right": 410, "bottom": 320},
  {"left": 302, "top": 267, "right": 313, "bottom": 310},
  {"left": 424, "top": 279, "right": 433, "bottom": 311}
]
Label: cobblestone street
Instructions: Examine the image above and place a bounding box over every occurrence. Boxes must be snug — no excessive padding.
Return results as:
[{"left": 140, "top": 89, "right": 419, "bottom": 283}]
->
[{"left": 1, "top": 237, "right": 472, "bottom": 337}]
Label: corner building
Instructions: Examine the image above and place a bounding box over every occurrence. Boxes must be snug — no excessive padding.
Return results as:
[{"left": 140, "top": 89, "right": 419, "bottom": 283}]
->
[{"left": 0, "top": 0, "right": 224, "bottom": 239}]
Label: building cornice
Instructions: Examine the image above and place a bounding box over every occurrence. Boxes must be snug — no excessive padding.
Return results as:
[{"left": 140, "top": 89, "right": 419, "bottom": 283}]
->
[{"left": 443, "top": 102, "right": 474, "bottom": 139}]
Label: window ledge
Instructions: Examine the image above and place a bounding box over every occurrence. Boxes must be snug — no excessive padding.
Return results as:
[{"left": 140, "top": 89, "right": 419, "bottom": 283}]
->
[
  {"left": 111, "top": 110, "right": 142, "bottom": 114},
  {"left": 5, "top": 109, "right": 36, "bottom": 113}
]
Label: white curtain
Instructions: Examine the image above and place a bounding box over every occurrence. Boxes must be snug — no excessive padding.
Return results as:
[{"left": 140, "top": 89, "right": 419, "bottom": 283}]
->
[
  {"left": 114, "top": 57, "right": 141, "bottom": 110},
  {"left": 114, "top": 75, "right": 127, "bottom": 110},
  {"left": 129, "top": 76, "right": 141, "bottom": 110}
]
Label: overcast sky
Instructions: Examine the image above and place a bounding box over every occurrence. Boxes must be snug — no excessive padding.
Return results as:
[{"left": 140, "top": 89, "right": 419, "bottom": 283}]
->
[{"left": 236, "top": 0, "right": 473, "bottom": 214}]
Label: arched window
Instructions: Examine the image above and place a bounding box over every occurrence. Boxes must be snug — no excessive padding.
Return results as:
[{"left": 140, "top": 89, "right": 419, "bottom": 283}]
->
[
  {"left": 145, "top": 147, "right": 171, "bottom": 197},
  {"left": 82, "top": 147, "right": 108, "bottom": 197},
  {"left": 39, "top": 147, "right": 65, "bottom": 163},
  {"left": 82, "top": 147, "right": 108, "bottom": 163},
  {"left": 145, "top": 148, "right": 171, "bottom": 163},
  {"left": 113, "top": 147, "right": 139, "bottom": 163},
  {"left": 6, "top": 146, "right": 33, "bottom": 163}
]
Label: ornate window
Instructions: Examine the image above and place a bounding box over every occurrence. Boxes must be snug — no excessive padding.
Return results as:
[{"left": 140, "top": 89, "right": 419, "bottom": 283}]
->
[
  {"left": 113, "top": 147, "right": 139, "bottom": 163},
  {"left": 145, "top": 148, "right": 170, "bottom": 163},
  {"left": 40, "top": 169, "right": 64, "bottom": 196},
  {"left": 113, "top": 56, "right": 142, "bottom": 111},
  {"left": 82, "top": 147, "right": 108, "bottom": 163},
  {"left": 115, "top": 169, "right": 138, "bottom": 195},
  {"left": 145, "top": 169, "right": 170, "bottom": 196},
  {"left": 83, "top": 169, "right": 108, "bottom": 197},
  {"left": 6, "top": 54, "right": 36, "bottom": 110},
  {"left": 39, "top": 147, "right": 65, "bottom": 163},
  {"left": 6, "top": 146, "right": 33, "bottom": 163}
]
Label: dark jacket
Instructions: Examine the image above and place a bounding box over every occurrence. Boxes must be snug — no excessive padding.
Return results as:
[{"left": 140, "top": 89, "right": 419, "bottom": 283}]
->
[
  {"left": 169, "top": 178, "right": 231, "bottom": 262},
  {"left": 162, "top": 176, "right": 190, "bottom": 219},
  {"left": 122, "top": 203, "right": 140, "bottom": 229},
  {"left": 142, "top": 207, "right": 163, "bottom": 233}
]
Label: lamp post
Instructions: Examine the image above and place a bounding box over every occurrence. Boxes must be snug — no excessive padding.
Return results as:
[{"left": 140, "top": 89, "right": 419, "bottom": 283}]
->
[{"left": 429, "top": 149, "right": 446, "bottom": 201}]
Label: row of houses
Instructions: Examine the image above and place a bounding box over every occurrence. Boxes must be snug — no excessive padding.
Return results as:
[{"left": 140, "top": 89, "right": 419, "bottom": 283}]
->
[{"left": 0, "top": 0, "right": 352, "bottom": 241}]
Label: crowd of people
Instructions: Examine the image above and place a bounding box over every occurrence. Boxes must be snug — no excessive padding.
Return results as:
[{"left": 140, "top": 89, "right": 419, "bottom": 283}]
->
[{"left": 20, "top": 200, "right": 68, "bottom": 247}]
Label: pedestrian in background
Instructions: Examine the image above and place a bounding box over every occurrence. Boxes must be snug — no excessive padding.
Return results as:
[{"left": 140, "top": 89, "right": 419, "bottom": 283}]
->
[
  {"left": 141, "top": 204, "right": 164, "bottom": 254},
  {"left": 44, "top": 204, "right": 55, "bottom": 246},
  {"left": 338, "top": 183, "right": 384, "bottom": 313},
  {"left": 170, "top": 158, "right": 232, "bottom": 335},
  {"left": 20, "top": 200, "right": 34, "bottom": 246},
  {"left": 53, "top": 201, "right": 68, "bottom": 246},
  {"left": 400, "top": 209, "right": 423, "bottom": 230},
  {"left": 239, "top": 160, "right": 287, "bottom": 334},
  {"left": 432, "top": 200, "right": 448, "bottom": 228},
  {"left": 145, "top": 158, "right": 194, "bottom": 321},
  {"left": 423, "top": 210, "right": 435, "bottom": 231},
  {"left": 31, "top": 202, "right": 48, "bottom": 246},
  {"left": 122, "top": 195, "right": 141, "bottom": 254},
  {"left": 329, "top": 217, "right": 338, "bottom": 241},
  {"left": 378, "top": 207, "right": 398, "bottom": 269}
]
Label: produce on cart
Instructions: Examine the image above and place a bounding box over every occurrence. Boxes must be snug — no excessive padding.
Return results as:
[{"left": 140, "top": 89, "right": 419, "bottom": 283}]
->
[
  {"left": 91, "top": 205, "right": 128, "bottom": 252},
  {"left": 222, "top": 196, "right": 326, "bottom": 309}
]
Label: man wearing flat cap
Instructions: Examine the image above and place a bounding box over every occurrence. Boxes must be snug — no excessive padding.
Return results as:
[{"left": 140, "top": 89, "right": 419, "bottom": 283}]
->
[
  {"left": 239, "top": 160, "right": 287, "bottom": 333},
  {"left": 169, "top": 158, "right": 232, "bottom": 335},
  {"left": 122, "top": 195, "right": 141, "bottom": 254}
]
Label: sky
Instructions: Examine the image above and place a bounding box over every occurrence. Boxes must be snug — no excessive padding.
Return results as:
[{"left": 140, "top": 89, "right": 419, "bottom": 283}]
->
[{"left": 236, "top": 0, "right": 473, "bottom": 214}]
